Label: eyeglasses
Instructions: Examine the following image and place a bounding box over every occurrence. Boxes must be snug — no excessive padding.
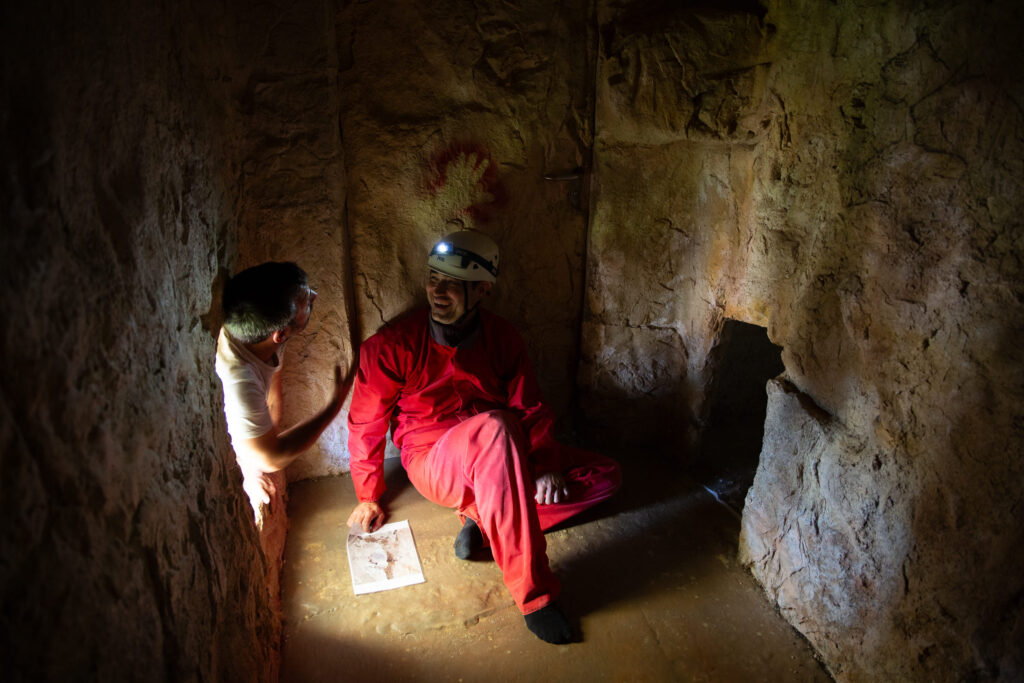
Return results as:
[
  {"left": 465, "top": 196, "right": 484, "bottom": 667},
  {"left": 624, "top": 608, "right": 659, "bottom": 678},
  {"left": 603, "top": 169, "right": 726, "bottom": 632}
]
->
[
  {"left": 289, "top": 288, "right": 318, "bottom": 333},
  {"left": 306, "top": 288, "right": 318, "bottom": 316}
]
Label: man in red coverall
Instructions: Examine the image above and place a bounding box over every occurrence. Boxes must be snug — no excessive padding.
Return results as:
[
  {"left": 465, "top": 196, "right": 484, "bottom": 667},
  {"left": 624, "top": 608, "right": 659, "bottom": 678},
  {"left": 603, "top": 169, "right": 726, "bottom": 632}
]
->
[{"left": 346, "top": 229, "right": 621, "bottom": 644}]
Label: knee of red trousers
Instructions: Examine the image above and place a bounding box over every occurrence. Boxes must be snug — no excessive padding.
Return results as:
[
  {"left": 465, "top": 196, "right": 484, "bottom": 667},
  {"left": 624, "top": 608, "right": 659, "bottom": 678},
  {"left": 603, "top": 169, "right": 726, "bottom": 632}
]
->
[
  {"left": 461, "top": 411, "right": 531, "bottom": 480},
  {"left": 429, "top": 410, "right": 533, "bottom": 519},
  {"left": 468, "top": 410, "right": 528, "bottom": 450}
]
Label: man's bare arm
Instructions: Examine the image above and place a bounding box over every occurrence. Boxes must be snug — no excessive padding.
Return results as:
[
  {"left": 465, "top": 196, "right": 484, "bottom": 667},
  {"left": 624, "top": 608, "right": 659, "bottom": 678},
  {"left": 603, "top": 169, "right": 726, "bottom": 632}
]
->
[
  {"left": 267, "top": 371, "right": 284, "bottom": 426},
  {"left": 235, "top": 365, "right": 353, "bottom": 473}
]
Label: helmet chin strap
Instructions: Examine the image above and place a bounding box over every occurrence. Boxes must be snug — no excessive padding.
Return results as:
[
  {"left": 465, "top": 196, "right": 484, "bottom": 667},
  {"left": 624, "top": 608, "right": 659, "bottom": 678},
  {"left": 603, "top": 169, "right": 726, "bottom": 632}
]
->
[{"left": 454, "top": 280, "right": 480, "bottom": 326}]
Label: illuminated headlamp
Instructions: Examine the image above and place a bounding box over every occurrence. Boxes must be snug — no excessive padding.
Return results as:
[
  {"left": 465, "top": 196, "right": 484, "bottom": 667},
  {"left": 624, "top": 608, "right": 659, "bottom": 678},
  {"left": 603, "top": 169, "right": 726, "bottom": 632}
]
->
[{"left": 429, "top": 242, "right": 498, "bottom": 278}]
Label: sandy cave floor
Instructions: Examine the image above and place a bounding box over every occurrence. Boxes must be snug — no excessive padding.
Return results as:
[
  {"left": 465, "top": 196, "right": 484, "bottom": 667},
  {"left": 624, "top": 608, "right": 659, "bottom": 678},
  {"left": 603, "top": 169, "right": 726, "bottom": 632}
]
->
[{"left": 280, "top": 455, "right": 832, "bottom": 682}]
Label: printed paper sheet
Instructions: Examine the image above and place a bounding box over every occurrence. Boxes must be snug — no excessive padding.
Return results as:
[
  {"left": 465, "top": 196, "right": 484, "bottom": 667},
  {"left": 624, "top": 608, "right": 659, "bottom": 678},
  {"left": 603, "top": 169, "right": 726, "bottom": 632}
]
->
[{"left": 347, "top": 520, "right": 425, "bottom": 595}]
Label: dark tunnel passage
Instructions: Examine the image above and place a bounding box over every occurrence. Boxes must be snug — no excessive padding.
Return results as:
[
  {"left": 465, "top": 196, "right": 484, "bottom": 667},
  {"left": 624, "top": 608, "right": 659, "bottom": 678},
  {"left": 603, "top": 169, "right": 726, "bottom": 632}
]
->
[{"left": 694, "top": 321, "right": 785, "bottom": 512}]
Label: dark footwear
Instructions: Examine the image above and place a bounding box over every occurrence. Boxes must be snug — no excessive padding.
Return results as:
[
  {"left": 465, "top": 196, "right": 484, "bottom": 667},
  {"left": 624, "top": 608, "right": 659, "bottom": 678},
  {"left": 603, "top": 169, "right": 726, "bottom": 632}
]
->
[
  {"left": 524, "top": 603, "right": 576, "bottom": 644},
  {"left": 453, "top": 517, "right": 483, "bottom": 560}
]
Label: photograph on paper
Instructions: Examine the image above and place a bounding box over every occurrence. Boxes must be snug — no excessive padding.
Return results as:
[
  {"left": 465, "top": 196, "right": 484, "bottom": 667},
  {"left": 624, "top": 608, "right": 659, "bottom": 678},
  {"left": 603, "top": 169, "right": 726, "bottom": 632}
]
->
[{"left": 347, "top": 519, "right": 425, "bottom": 595}]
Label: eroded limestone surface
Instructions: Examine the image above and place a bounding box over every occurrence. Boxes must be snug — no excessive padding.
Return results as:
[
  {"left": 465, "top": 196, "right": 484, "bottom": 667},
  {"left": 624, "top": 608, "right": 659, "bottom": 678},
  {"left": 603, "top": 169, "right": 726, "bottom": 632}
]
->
[
  {"left": 577, "top": 1, "right": 1023, "bottom": 679},
  {"left": 3, "top": 1, "right": 280, "bottom": 679}
]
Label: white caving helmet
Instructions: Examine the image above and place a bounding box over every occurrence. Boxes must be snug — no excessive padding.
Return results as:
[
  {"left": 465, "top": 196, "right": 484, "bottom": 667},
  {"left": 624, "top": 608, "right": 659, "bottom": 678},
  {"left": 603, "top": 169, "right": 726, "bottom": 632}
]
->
[{"left": 428, "top": 230, "right": 500, "bottom": 283}]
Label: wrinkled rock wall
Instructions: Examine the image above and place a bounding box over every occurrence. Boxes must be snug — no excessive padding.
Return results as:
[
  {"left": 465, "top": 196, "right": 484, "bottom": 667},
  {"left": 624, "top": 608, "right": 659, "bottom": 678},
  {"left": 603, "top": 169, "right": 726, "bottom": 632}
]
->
[
  {"left": 233, "top": 0, "right": 356, "bottom": 482},
  {"left": 2, "top": 1, "right": 278, "bottom": 680},
  {"left": 581, "top": 1, "right": 773, "bottom": 450},
  {"left": 336, "top": 0, "right": 593, "bottom": 422},
  {"left": 578, "top": 0, "right": 1022, "bottom": 679},
  {"left": 738, "top": 2, "right": 1024, "bottom": 680}
]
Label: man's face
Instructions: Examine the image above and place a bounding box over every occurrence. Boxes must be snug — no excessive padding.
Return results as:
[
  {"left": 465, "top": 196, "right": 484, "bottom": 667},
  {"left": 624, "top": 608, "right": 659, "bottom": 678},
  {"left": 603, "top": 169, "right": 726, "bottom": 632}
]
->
[{"left": 427, "top": 270, "right": 489, "bottom": 324}]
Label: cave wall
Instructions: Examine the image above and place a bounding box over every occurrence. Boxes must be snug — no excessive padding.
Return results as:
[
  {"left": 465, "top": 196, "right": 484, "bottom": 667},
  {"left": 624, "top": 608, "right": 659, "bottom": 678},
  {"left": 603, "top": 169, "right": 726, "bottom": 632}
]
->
[
  {"left": 580, "top": 0, "right": 774, "bottom": 450},
  {"left": 232, "top": 0, "right": 356, "bottom": 482},
  {"left": 246, "top": 0, "right": 596, "bottom": 479},
  {"left": 2, "top": 1, "right": 278, "bottom": 680},
  {"left": 738, "top": 2, "right": 1024, "bottom": 679},
  {"left": 277, "top": 1, "right": 1023, "bottom": 677},
  {"left": 576, "top": 0, "right": 1023, "bottom": 679}
]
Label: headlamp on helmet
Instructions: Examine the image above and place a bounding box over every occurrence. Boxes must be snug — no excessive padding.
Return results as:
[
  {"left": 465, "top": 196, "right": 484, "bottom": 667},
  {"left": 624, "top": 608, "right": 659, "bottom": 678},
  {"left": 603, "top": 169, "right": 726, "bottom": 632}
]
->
[{"left": 427, "top": 230, "right": 499, "bottom": 283}]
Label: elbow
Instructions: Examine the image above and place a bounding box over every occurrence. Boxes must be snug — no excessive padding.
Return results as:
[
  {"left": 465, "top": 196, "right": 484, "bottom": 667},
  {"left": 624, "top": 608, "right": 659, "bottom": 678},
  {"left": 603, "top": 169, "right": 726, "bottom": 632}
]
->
[
  {"left": 255, "top": 455, "right": 289, "bottom": 473},
  {"left": 237, "top": 434, "right": 298, "bottom": 473},
  {"left": 261, "top": 441, "right": 302, "bottom": 470},
  {"left": 237, "top": 449, "right": 287, "bottom": 474}
]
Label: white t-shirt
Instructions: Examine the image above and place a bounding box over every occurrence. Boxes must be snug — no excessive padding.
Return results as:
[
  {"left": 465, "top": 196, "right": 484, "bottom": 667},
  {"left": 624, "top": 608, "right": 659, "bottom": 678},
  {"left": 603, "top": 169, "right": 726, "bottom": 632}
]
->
[{"left": 215, "top": 328, "right": 283, "bottom": 442}]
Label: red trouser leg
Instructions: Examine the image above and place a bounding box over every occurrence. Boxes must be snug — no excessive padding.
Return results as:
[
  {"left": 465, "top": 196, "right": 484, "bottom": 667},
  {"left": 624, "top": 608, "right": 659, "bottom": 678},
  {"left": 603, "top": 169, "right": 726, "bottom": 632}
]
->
[
  {"left": 535, "top": 448, "right": 622, "bottom": 531},
  {"left": 404, "top": 410, "right": 559, "bottom": 615}
]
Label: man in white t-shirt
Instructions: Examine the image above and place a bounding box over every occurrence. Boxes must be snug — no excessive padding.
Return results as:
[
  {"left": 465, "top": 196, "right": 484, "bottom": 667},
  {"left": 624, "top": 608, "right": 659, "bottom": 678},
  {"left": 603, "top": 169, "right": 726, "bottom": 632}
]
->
[{"left": 215, "top": 262, "right": 349, "bottom": 514}]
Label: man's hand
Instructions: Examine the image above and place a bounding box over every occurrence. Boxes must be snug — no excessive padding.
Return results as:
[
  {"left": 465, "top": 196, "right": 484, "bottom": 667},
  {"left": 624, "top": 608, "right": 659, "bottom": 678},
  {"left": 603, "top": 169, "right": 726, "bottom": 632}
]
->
[
  {"left": 347, "top": 501, "right": 386, "bottom": 533},
  {"left": 535, "top": 471, "right": 569, "bottom": 505},
  {"left": 241, "top": 469, "right": 278, "bottom": 507}
]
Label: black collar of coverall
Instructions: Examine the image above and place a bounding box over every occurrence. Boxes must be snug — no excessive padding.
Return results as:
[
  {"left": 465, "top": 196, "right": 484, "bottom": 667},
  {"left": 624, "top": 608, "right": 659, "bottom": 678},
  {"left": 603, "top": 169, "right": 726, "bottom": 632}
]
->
[{"left": 429, "top": 307, "right": 482, "bottom": 349}]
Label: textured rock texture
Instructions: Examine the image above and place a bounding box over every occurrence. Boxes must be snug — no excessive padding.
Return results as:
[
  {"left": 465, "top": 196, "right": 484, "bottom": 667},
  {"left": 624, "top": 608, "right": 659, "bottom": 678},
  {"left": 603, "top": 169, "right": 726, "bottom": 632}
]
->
[
  {"left": 735, "top": 2, "right": 1024, "bottom": 679},
  {"left": 232, "top": 0, "right": 357, "bottom": 482},
  {"left": 737, "top": 3, "right": 1024, "bottom": 680},
  {"left": 581, "top": 0, "right": 775, "bottom": 449},
  {"left": 2, "top": 1, "right": 278, "bottom": 680},
  {"left": 575, "top": 0, "right": 1023, "bottom": 680},
  {"left": 742, "top": 380, "right": 912, "bottom": 676}
]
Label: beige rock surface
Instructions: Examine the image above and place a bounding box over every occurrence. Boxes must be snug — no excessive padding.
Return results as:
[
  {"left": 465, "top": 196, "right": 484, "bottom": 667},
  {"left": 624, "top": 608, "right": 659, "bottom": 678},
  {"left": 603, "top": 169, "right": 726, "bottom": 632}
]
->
[
  {"left": 739, "top": 3, "right": 1024, "bottom": 679},
  {"left": 231, "top": 0, "right": 356, "bottom": 481},
  {"left": 578, "top": 0, "right": 1023, "bottom": 679},
  {"left": 581, "top": 2, "right": 775, "bottom": 450}
]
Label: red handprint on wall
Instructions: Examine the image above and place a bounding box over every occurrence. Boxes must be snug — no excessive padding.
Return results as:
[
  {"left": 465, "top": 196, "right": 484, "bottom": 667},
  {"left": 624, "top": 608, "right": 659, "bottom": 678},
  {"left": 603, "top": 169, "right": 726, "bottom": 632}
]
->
[{"left": 425, "top": 142, "right": 506, "bottom": 224}]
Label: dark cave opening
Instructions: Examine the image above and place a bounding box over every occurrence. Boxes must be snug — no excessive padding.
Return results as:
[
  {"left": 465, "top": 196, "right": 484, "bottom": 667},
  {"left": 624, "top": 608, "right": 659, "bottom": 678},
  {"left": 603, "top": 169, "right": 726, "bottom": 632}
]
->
[{"left": 693, "top": 320, "right": 784, "bottom": 513}]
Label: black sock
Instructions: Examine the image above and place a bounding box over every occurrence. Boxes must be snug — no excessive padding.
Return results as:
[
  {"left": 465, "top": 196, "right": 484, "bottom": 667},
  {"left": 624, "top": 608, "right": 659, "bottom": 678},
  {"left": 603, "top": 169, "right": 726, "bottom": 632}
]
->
[
  {"left": 524, "top": 604, "right": 575, "bottom": 644},
  {"left": 453, "top": 517, "right": 482, "bottom": 560}
]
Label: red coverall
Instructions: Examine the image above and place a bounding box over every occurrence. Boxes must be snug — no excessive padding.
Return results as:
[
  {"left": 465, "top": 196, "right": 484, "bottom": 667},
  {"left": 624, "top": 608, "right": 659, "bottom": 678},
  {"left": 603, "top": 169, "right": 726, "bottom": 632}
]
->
[{"left": 347, "top": 308, "right": 621, "bottom": 614}]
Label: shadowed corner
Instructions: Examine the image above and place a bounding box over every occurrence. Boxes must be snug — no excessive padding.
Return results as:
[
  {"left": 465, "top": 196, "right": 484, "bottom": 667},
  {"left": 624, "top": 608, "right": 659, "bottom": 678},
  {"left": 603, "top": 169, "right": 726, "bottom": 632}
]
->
[{"left": 550, "top": 453, "right": 730, "bottom": 617}]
